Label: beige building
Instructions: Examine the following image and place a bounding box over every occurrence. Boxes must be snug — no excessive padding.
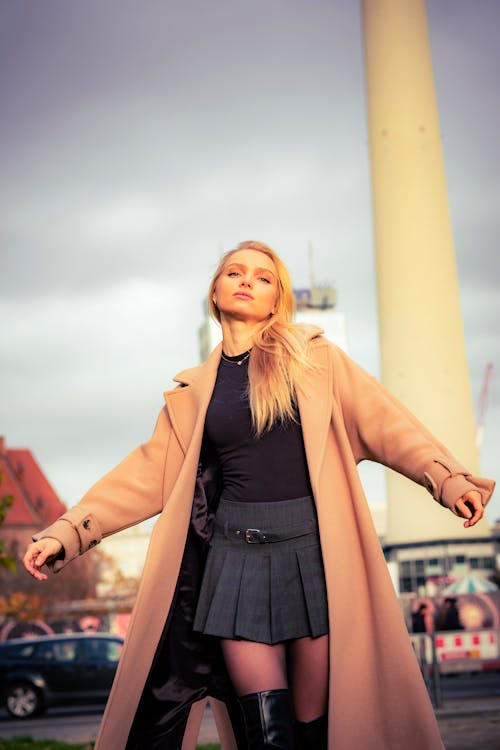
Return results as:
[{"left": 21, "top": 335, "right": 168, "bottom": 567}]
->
[{"left": 96, "top": 523, "right": 151, "bottom": 597}]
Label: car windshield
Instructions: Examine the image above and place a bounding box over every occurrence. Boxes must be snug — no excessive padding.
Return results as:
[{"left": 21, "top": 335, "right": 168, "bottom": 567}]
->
[
  {"left": 1, "top": 643, "right": 35, "bottom": 659},
  {"left": 0, "top": 636, "right": 123, "bottom": 663},
  {"left": 85, "top": 638, "right": 122, "bottom": 662},
  {"left": 52, "top": 641, "right": 79, "bottom": 661}
]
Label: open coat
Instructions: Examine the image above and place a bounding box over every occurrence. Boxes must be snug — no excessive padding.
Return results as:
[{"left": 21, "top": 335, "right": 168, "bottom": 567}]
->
[{"left": 35, "top": 331, "right": 495, "bottom": 749}]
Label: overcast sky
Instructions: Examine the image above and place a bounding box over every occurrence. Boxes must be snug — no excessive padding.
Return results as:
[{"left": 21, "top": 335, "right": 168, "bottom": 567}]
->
[{"left": 1, "top": 0, "right": 499, "bottom": 526}]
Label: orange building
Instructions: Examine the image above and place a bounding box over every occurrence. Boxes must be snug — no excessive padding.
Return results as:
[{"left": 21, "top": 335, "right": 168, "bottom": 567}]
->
[{"left": 0, "top": 436, "right": 66, "bottom": 557}]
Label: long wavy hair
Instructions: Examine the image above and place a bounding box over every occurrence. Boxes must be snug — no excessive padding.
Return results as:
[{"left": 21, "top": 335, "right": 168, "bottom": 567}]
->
[{"left": 208, "top": 240, "right": 318, "bottom": 436}]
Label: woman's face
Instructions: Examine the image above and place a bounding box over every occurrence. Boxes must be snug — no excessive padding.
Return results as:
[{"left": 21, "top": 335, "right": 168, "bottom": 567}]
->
[{"left": 214, "top": 249, "right": 278, "bottom": 325}]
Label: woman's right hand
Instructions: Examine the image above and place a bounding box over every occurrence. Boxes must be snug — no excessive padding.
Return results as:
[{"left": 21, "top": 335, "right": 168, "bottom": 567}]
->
[{"left": 23, "top": 538, "right": 63, "bottom": 581}]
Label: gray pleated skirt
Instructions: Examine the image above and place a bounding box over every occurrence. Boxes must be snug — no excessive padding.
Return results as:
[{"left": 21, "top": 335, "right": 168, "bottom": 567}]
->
[{"left": 193, "top": 495, "right": 329, "bottom": 645}]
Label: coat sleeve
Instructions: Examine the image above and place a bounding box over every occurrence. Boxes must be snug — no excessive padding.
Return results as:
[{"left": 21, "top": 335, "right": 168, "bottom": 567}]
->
[
  {"left": 330, "top": 343, "right": 495, "bottom": 513},
  {"left": 32, "top": 404, "right": 178, "bottom": 572}
]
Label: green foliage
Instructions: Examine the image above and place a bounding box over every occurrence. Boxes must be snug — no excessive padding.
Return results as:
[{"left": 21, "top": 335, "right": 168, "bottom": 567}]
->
[
  {"left": 0, "top": 493, "right": 14, "bottom": 523},
  {"left": 0, "top": 537, "right": 17, "bottom": 572},
  {"left": 0, "top": 471, "right": 16, "bottom": 572},
  {"left": 0, "top": 739, "right": 94, "bottom": 750}
]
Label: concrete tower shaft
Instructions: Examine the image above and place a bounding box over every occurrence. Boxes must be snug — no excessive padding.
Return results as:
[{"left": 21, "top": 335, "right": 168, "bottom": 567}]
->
[{"left": 362, "top": 0, "right": 488, "bottom": 542}]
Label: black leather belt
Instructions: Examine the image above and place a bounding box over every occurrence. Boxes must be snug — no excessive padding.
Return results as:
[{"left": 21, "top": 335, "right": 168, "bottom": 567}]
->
[{"left": 216, "top": 520, "right": 315, "bottom": 544}]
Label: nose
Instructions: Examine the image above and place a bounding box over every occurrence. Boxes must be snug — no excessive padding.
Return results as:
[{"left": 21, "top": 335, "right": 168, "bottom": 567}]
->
[{"left": 239, "top": 274, "right": 253, "bottom": 288}]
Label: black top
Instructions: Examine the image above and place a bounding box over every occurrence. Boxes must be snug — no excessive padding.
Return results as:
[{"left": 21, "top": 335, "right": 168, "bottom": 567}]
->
[{"left": 203, "top": 354, "right": 313, "bottom": 502}]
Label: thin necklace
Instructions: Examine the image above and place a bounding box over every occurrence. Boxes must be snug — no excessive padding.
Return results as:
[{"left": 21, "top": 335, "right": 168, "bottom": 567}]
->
[{"left": 220, "top": 349, "right": 251, "bottom": 366}]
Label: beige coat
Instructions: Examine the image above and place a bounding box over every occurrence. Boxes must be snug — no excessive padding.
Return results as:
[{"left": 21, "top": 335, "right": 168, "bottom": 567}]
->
[{"left": 35, "top": 332, "right": 495, "bottom": 749}]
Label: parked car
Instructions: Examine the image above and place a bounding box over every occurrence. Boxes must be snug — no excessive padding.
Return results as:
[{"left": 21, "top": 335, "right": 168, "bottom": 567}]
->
[{"left": 0, "top": 632, "right": 123, "bottom": 718}]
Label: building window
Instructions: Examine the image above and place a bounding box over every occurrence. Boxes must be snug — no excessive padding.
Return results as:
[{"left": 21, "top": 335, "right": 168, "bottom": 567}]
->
[
  {"left": 469, "top": 556, "right": 495, "bottom": 570},
  {"left": 393, "top": 547, "right": 496, "bottom": 596}
]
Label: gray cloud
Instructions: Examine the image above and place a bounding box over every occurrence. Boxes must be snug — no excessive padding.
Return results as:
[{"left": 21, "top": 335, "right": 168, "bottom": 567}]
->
[{"left": 1, "top": 0, "right": 499, "bottom": 522}]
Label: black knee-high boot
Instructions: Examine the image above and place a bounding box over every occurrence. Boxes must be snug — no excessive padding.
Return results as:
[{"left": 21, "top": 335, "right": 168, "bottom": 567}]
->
[
  {"left": 294, "top": 713, "right": 328, "bottom": 750},
  {"left": 225, "top": 694, "right": 250, "bottom": 750},
  {"left": 238, "top": 689, "right": 295, "bottom": 749}
]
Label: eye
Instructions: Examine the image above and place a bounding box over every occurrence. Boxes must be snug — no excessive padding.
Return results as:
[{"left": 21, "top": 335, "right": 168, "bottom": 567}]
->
[
  {"left": 227, "top": 271, "right": 240, "bottom": 277},
  {"left": 258, "top": 276, "right": 271, "bottom": 284}
]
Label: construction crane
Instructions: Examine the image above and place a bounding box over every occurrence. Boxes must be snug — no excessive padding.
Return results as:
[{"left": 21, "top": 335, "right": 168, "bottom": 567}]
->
[{"left": 476, "top": 362, "right": 494, "bottom": 450}]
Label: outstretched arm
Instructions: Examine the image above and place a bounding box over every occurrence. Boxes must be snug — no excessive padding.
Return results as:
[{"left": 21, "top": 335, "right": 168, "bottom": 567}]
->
[
  {"left": 330, "top": 344, "right": 495, "bottom": 519},
  {"left": 23, "top": 403, "right": 180, "bottom": 575}
]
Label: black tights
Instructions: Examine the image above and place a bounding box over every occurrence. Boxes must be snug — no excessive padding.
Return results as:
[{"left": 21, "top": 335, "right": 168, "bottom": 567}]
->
[{"left": 221, "top": 634, "right": 329, "bottom": 722}]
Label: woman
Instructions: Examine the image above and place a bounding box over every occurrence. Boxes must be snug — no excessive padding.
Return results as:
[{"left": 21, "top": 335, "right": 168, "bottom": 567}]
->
[{"left": 23, "top": 240, "right": 494, "bottom": 750}]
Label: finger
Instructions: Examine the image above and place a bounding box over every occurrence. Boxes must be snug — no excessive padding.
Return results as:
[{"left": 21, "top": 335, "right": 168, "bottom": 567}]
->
[
  {"left": 463, "top": 489, "right": 482, "bottom": 505},
  {"left": 33, "top": 548, "right": 52, "bottom": 567},
  {"left": 22, "top": 547, "right": 39, "bottom": 572},
  {"left": 23, "top": 546, "right": 49, "bottom": 580},
  {"left": 461, "top": 493, "right": 484, "bottom": 528},
  {"left": 454, "top": 499, "right": 472, "bottom": 519},
  {"left": 23, "top": 557, "right": 48, "bottom": 580},
  {"left": 463, "top": 503, "right": 483, "bottom": 528},
  {"left": 31, "top": 567, "right": 48, "bottom": 581}
]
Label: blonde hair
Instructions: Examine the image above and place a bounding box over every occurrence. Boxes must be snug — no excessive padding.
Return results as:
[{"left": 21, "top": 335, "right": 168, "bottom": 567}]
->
[{"left": 208, "top": 240, "right": 318, "bottom": 436}]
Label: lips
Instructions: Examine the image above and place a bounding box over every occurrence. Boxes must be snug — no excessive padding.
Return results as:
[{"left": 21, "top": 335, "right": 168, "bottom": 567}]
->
[{"left": 233, "top": 292, "right": 254, "bottom": 300}]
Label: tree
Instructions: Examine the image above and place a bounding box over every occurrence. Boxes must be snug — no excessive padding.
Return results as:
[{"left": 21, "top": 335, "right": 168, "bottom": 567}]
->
[
  {"left": 0, "top": 541, "right": 107, "bottom": 614},
  {"left": 0, "top": 472, "right": 16, "bottom": 573},
  {"left": 0, "top": 592, "right": 43, "bottom": 621},
  {"left": 0, "top": 472, "right": 127, "bottom": 631}
]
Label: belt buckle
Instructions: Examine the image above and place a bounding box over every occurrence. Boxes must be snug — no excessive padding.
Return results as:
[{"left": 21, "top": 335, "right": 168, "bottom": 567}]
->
[{"left": 245, "top": 528, "right": 263, "bottom": 544}]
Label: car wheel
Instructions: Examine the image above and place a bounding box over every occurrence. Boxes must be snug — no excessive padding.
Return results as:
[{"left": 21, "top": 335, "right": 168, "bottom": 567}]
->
[{"left": 5, "top": 682, "right": 43, "bottom": 718}]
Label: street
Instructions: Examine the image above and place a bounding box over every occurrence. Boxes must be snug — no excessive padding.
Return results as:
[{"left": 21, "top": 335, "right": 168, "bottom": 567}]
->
[
  {"left": 439, "top": 670, "right": 500, "bottom": 701},
  {"left": 0, "top": 706, "right": 102, "bottom": 743},
  {"left": 0, "top": 672, "right": 499, "bottom": 747}
]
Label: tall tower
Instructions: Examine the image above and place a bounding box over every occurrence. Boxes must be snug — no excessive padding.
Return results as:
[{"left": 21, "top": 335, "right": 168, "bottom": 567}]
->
[{"left": 362, "top": 0, "right": 488, "bottom": 542}]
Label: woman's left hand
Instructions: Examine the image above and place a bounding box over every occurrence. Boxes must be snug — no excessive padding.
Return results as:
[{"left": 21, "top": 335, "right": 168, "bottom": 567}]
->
[{"left": 454, "top": 490, "right": 484, "bottom": 528}]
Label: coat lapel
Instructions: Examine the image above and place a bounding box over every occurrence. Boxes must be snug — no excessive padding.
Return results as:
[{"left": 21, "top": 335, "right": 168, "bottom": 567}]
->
[
  {"left": 163, "top": 344, "right": 222, "bottom": 454},
  {"left": 296, "top": 339, "right": 332, "bottom": 492}
]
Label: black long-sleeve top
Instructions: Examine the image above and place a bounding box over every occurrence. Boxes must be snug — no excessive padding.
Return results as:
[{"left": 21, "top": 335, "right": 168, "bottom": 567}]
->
[{"left": 203, "top": 354, "right": 313, "bottom": 502}]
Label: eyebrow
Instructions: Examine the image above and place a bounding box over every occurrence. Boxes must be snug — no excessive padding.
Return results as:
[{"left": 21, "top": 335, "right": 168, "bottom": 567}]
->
[{"left": 226, "top": 262, "right": 276, "bottom": 278}]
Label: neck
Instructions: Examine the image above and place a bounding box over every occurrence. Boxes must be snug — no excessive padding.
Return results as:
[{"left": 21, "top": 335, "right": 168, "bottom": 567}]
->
[{"left": 220, "top": 317, "right": 259, "bottom": 356}]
